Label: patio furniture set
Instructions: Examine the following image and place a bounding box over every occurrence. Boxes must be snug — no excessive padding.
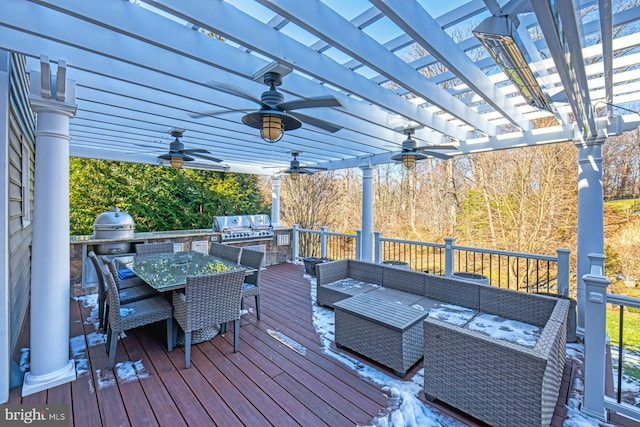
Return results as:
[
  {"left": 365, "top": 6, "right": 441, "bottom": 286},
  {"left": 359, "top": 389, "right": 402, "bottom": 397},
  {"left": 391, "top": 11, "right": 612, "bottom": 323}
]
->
[
  {"left": 316, "top": 259, "right": 571, "bottom": 427},
  {"left": 87, "top": 242, "right": 264, "bottom": 369}
]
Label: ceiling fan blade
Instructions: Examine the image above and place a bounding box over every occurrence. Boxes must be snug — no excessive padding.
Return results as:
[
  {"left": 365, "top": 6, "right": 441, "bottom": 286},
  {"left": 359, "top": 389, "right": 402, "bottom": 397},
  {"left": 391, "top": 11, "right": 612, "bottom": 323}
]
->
[
  {"left": 204, "top": 81, "right": 265, "bottom": 106},
  {"left": 293, "top": 112, "right": 342, "bottom": 133},
  {"left": 188, "top": 108, "right": 253, "bottom": 119},
  {"left": 190, "top": 152, "right": 223, "bottom": 163},
  {"left": 415, "top": 144, "right": 458, "bottom": 151},
  {"left": 278, "top": 96, "right": 342, "bottom": 111},
  {"left": 423, "top": 151, "right": 452, "bottom": 160},
  {"left": 299, "top": 169, "right": 317, "bottom": 175},
  {"left": 300, "top": 166, "right": 327, "bottom": 171},
  {"left": 182, "top": 148, "right": 212, "bottom": 155}
]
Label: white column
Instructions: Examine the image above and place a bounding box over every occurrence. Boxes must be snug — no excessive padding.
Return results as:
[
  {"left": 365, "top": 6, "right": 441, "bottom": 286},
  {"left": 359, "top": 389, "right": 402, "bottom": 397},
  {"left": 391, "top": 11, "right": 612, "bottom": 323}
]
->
[
  {"left": 444, "top": 237, "right": 455, "bottom": 277},
  {"left": 575, "top": 134, "right": 606, "bottom": 336},
  {"left": 271, "top": 176, "right": 281, "bottom": 227},
  {"left": 360, "top": 165, "right": 374, "bottom": 262},
  {"left": 582, "top": 253, "right": 609, "bottom": 422},
  {"left": 22, "top": 58, "right": 77, "bottom": 396}
]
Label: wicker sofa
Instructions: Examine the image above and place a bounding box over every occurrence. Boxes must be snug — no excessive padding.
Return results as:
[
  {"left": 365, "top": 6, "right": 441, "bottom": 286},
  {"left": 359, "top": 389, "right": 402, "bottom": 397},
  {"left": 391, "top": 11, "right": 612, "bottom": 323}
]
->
[
  {"left": 316, "top": 259, "right": 570, "bottom": 426},
  {"left": 423, "top": 287, "right": 569, "bottom": 427},
  {"left": 316, "top": 259, "right": 426, "bottom": 308}
]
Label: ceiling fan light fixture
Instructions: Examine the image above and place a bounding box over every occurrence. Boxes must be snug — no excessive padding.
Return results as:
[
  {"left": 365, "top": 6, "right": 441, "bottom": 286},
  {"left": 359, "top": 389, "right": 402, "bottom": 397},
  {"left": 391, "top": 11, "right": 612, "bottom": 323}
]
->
[
  {"left": 262, "top": 113, "right": 284, "bottom": 143},
  {"left": 170, "top": 156, "right": 184, "bottom": 169},
  {"left": 290, "top": 170, "right": 300, "bottom": 181},
  {"left": 402, "top": 154, "right": 416, "bottom": 170},
  {"left": 243, "top": 108, "right": 302, "bottom": 143}
]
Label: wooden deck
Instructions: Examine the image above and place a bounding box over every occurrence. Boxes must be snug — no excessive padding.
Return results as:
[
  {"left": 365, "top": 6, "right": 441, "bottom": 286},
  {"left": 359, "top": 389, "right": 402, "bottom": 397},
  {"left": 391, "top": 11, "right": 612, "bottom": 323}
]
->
[{"left": 9, "top": 262, "right": 578, "bottom": 426}]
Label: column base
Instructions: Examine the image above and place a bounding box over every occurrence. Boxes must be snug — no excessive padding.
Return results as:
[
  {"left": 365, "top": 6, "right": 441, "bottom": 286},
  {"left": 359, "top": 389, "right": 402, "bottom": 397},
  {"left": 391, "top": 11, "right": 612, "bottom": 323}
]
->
[
  {"left": 22, "top": 360, "right": 76, "bottom": 397},
  {"left": 581, "top": 407, "right": 608, "bottom": 422}
]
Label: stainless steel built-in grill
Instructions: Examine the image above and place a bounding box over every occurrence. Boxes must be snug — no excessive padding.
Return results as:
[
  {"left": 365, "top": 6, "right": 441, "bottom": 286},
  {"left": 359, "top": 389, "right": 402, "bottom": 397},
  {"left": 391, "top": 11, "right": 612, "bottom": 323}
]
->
[{"left": 213, "top": 214, "right": 274, "bottom": 242}]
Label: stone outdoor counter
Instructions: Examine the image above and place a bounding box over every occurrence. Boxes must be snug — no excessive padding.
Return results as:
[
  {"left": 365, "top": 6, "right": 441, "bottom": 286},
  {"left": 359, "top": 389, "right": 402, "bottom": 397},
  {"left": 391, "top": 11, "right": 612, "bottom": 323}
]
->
[{"left": 70, "top": 227, "right": 293, "bottom": 296}]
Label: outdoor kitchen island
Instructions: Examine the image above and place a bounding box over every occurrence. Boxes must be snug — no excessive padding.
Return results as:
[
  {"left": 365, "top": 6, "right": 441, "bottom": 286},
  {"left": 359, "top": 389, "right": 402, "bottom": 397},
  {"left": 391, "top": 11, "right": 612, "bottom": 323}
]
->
[{"left": 70, "top": 226, "right": 293, "bottom": 297}]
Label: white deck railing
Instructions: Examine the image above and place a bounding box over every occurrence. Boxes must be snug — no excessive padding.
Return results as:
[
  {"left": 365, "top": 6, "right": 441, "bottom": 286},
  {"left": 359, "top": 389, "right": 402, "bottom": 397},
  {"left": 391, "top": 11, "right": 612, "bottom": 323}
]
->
[{"left": 601, "top": 292, "right": 640, "bottom": 422}]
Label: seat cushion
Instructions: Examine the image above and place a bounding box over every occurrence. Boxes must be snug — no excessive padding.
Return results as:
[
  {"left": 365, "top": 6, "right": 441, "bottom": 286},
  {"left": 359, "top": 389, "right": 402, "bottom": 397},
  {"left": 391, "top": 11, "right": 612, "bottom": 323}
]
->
[{"left": 118, "top": 268, "right": 136, "bottom": 280}]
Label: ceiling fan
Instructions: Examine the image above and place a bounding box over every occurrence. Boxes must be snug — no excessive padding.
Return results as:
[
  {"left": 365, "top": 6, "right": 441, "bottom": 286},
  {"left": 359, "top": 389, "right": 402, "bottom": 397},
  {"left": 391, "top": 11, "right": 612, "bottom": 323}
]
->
[
  {"left": 192, "top": 68, "right": 343, "bottom": 143},
  {"left": 277, "top": 152, "right": 327, "bottom": 180},
  {"left": 158, "top": 128, "right": 222, "bottom": 169},
  {"left": 390, "top": 128, "right": 457, "bottom": 169}
]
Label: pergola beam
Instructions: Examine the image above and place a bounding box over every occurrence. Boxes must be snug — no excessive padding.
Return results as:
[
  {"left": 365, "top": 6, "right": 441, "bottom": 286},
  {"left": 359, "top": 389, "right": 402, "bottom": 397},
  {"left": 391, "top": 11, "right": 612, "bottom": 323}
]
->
[
  {"left": 370, "top": 0, "right": 528, "bottom": 130},
  {"left": 258, "top": 0, "right": 498, "bottom": 134},
  {"left": 141, "top": 0, "right": 469, "bottom": 141}
]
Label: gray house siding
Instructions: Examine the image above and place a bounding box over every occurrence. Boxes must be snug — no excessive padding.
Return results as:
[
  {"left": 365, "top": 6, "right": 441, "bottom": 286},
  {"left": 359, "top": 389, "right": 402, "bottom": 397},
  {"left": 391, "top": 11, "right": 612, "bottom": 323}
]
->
[{"left": 7, "top": 52, "right": 35, "bottom": 357}]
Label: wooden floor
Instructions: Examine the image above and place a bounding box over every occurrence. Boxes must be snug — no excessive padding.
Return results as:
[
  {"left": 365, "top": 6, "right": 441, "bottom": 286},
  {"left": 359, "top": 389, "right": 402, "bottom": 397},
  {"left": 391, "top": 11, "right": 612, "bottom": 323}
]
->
[{"left": 9, "top": 263, "right": 579, "bottom": 426}]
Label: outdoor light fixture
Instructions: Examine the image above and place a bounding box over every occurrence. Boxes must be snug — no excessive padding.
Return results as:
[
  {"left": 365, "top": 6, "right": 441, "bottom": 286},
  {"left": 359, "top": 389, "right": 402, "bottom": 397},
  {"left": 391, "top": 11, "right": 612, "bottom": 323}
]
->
[
  {"left": 277, "top": 151, "right": 326, "bottom": 180},
  {"left": 261, "top": 113, "right": 284, "bottom": 142},
  {"left": 473, "top": 16, "right": 552, "bottom": 111},
  {"left": 157, "top": 128, "right": 222, "bottom": 169},
  {"left": 158, "top": 132, "right": 195, "bottom": 169},
  {"left": 241, "top": 72, "right": 303, "bottom": 143},
  {"left": 401, "top": 154, "right": 416, "bottom": 170},
  {"left": 390, "top": 130, "right": 431, "bottom": 170},
  {"left": 170, "top": 155, "right": 184, "bottom": 169}
]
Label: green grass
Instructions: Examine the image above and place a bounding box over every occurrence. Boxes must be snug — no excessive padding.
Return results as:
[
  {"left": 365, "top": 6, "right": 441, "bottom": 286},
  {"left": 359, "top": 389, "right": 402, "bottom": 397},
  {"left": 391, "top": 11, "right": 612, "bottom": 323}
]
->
[
  {"left": 607, "top": 306, "right": 640, "bottom": 352},
  {"left": 605, "top": 198, "right": 640, "bottom": 213}
]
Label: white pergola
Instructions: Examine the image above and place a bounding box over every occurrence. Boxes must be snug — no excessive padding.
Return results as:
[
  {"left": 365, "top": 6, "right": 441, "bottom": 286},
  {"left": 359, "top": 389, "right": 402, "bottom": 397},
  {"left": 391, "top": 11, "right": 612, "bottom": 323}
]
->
[
  {"left": 1, "top": 0, "right": 640, "bottom": 418},
  {"left": 2, "top": 1, "right": 639, "bottom": 172}
]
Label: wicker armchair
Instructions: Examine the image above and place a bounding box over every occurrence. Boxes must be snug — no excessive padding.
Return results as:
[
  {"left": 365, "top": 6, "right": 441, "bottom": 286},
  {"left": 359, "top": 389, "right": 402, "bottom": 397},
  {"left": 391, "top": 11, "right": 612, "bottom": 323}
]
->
[
  {"left": 172, "top": 270, "right": 245, "bottom": 368},
  {"left": 239, "top": 248, "right": 264, "bottom": 320},
  {"left": 135, "top": 241, "right": 174, "bottom": 255},
  {"left": 103, "top": 266, "right": 173, "bottom": 369},
  {"left": 209, "top": 242, "right": 242, "bottom": 264}
]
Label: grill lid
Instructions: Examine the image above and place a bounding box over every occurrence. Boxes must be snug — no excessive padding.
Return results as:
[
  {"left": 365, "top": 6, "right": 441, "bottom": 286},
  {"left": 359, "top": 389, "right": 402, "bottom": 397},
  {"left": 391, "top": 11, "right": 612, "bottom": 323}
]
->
[
  {"left": 213, "top": 214, "right": 272, "bottom": 233},
  {"left": 247, "top": 214, "right": 272, "bottom": 230},
  {"left": 213, "top": 215, "right": 251, "bottom": 232},
  {"left": 93, "top": 207, "right": 135, "bottom": 231}
]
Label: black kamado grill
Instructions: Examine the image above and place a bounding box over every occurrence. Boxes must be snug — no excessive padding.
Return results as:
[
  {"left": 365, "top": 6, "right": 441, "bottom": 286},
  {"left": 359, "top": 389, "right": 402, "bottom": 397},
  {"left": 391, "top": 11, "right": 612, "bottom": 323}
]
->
[{"left": 93, "top": 207, "right": 136, "bottom": 254}]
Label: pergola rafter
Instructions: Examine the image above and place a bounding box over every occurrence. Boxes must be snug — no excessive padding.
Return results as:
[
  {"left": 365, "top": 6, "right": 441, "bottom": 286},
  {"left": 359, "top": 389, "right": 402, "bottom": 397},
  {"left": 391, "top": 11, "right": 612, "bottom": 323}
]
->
[{"left": 0, "top": 0, "right": 637, "bottom": 172}]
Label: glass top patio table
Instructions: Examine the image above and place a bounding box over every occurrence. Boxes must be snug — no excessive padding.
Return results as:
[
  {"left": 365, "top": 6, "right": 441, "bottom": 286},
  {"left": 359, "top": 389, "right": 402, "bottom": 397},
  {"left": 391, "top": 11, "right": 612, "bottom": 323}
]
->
[{"left": 115, "top": 250, "right": 248, "bottom": 292}]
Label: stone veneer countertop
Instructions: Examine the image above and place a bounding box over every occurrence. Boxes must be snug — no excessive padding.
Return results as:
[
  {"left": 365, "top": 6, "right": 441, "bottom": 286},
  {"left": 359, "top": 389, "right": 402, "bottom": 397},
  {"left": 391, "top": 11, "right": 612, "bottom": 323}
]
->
[
  {"left": 70, "top": 229, "right": 220, "bottom": 244},
  {"left": 70, "top": 226, "right": 291, "bottom": 244}
]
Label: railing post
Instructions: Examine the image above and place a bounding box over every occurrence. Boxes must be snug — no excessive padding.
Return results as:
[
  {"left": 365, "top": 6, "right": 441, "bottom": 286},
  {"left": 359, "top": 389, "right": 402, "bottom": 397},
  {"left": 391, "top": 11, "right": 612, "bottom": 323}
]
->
[
  {"left": 444, "top": 237, "right": 455, "bottom": 277},
  {"left": 292, "top": 224, "right": 299, "bottom": 263},
  {"left": 374, "top": 231, "right": 383, "bottom": 264},
  {"left": 582, "top": 253, "right": 610, "bottom": 422},
  {"left": 355, "top": 230, "right": 362, "bottom": 260},
  {"left": 556, "top": 248, "right": 571, "bottom": 297},
  {"left": 320, "top": 226, "right": 328, "bottom": 259}
]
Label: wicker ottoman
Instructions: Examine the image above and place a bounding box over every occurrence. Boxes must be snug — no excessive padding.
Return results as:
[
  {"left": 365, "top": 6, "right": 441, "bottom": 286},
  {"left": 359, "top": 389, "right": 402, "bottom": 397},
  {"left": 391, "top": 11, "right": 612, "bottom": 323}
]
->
[{"left": 334, "top": 294, "right": 428, "bottom": 377}]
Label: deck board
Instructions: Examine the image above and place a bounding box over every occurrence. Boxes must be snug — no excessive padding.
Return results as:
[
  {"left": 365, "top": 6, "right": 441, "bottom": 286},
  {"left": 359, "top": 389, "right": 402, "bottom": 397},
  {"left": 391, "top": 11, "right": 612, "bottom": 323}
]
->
[{"left": 9, "top": 262, "right": 581, "bottom": 426}]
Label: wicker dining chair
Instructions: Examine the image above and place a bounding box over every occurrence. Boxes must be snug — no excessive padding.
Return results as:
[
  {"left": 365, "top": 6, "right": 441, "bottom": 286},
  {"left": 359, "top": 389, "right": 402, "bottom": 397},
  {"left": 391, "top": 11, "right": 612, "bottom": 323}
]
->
[
  {"left": 101, "top": 255, "right": 146, "bottom": 290},
  {"left": 135, "top": 241, "right": 174, "bottom": 256},
  {"left": 239, "top": 248, "right": 265, "bottom": 320},
  {"left": 209, "top": 242, "right": 242, "bottom": 264},
  {"left": 102, "top": 259, "right": 158, "bottom": 328},
  {"left": 103, "top": 266, "right": 173, "bottom": 369},
  {"left": 88, "top": 252, "right": 156, "bottom": 331},
  {"left": 172, "top": 269, "right": 245, "bottom": 368}
]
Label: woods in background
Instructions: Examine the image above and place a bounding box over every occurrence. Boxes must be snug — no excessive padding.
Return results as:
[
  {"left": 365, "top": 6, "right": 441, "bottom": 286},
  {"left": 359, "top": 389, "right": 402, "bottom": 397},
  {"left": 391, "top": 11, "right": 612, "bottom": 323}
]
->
[
  {"left": 278, "top": 131, "right": 638, "bottom": 280},
  {"left": 70, "top": 158, "right": 268, "bottom": 234}
]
